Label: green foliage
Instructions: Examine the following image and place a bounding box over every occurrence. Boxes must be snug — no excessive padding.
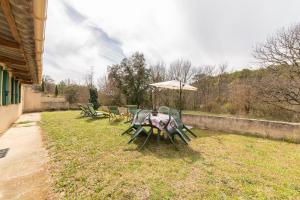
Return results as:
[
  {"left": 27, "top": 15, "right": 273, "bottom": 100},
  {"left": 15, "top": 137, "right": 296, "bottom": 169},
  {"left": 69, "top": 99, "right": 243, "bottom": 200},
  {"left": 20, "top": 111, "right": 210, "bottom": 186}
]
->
[
  {"left": 222, "top": 102, "right": 238, "bottom": 114},
  {"left": 54, "top": 85, "right": 59, "bottom": 96},
  {"left": 89, "top": 87, "right": 100, "bottom": 110},
  {"left": 64, "top": 85, "right": 79, "bottom": 104},
  {"left": 108, "top": 52, "right": 150, "bottom": 107}
]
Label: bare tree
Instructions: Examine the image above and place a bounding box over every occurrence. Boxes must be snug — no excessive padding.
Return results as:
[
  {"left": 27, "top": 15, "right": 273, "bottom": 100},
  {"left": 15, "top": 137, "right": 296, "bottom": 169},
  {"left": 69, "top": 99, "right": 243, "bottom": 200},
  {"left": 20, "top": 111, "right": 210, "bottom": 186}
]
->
[
  {"left": 169, "top": 59, "right": 197, "bottom": 83},
  {"left": 149, "top": 62, "right": 168, "bottom": 108},
  {"left": 149, "top": 62, "right": 167, "bottom": 82},
  {"left": 85, "top": 66, "right": 95, "bottom": 88},
  {"left": 97, "top": 74, "right": 108, "bottom": 92},
  {"left": 253, "top": 23, "right": 300, "bottom": 112},
  {"left": 229, "top": 78, "right": 258, "bottom": 114},
  {"left": 193, "top": 65, "right": 216, "bottom": 110},
  {"left": 97, "top": 74, "right": 117, "bottom": 98},
  {"left": 217, "top": 62, "right": 228, "bottom": 101},
  {"left": 254, "top": 24, "right": 300, "bottom": 68},
  {"left": 41, "top": 75, "right": 55, "bottom": 94}
]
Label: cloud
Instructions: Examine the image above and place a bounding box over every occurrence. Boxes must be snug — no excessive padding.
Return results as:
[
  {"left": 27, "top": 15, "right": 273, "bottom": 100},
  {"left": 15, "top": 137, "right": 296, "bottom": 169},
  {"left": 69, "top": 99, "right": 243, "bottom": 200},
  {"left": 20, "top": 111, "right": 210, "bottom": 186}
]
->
[
  {"left": 43, "top": 0, "right": 125, "bottom": 82},
  {"left": 62, "top": 1, "right": 86, "bottom": 23},
  {"left": 87, "top": 24, "right": 125, "bottom": 63},
  {"left": 44, "top": 0, "right": 300, "bottom": 82}
]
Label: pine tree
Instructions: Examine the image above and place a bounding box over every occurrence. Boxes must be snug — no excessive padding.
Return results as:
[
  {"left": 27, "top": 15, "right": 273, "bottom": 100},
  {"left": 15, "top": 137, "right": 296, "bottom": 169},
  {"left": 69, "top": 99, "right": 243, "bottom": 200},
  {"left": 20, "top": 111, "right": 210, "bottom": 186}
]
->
[
  {"left": 89, "top": 87, "right": 100, "bottom": 110},
  {"left": 55, "top": 85, "right": 59, "bottom": 97}
]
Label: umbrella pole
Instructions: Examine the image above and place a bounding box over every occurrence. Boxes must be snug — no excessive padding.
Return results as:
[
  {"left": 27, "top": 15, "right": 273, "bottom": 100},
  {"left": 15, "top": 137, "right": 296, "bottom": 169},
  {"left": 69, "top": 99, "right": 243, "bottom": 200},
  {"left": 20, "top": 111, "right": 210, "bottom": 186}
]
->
[
  {"left": 152, "top": 88, "right": 155, "bottom": 110},
  {"left": 179, "top": 80, "right": 182, "bottom": 119}
]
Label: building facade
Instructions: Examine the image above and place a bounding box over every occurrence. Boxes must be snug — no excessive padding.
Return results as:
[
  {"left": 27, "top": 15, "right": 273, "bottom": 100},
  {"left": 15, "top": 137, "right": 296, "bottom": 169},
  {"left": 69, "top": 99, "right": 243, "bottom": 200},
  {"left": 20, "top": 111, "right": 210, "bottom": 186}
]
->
[{"left": 0, "top": 0, "right": 47, "bottom": 133}]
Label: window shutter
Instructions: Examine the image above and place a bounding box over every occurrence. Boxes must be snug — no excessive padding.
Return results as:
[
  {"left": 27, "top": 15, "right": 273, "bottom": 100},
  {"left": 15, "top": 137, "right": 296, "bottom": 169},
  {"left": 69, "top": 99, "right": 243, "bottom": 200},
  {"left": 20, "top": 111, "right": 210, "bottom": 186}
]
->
[
  {"left": 11, "top": 77, "right": 15, "bottom": 104},
  {"left": 15, "top": 80, "right": 19, "bottom": 104},
  {"left": 19, "top": 83, "right": 21, "bottom": 103},
  {"left": 2, "top": 71, "right": 9, "bottom": 105}
]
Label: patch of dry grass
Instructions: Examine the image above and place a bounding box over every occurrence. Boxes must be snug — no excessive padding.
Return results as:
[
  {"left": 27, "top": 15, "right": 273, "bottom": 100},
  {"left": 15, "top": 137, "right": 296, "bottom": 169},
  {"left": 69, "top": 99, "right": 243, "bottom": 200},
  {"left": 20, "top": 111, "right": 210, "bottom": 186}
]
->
[{"left": 42, "top": 111, "right": 300, "bottom": 199}]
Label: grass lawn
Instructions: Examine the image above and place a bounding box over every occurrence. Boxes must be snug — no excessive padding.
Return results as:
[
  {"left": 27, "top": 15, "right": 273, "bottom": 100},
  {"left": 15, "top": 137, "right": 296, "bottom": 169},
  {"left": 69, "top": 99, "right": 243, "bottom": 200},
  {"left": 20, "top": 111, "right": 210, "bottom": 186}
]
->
[{"left": 42, "top": 111, "right": 300, "bottom": 199}]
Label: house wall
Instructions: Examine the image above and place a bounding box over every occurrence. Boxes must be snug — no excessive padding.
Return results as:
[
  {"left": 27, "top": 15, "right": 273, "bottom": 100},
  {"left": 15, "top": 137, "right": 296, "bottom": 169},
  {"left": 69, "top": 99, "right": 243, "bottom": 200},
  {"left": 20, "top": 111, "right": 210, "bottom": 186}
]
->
[
  {"left": 0, "top": 85, "right": 23, "bottom": 134},
  {"left": 182, "top": 114, "right": 300, "bottom": 143},
  {"left": 0, "top": 83, "right": 70, "bottom": 134}
]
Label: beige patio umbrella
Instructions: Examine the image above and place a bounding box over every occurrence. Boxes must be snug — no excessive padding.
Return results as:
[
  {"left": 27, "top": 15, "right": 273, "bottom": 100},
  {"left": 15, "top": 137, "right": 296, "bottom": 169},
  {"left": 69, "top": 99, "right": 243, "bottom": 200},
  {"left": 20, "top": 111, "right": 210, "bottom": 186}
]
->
[{"left": 149, "top": 80, "right": 197, "bottom": 118}]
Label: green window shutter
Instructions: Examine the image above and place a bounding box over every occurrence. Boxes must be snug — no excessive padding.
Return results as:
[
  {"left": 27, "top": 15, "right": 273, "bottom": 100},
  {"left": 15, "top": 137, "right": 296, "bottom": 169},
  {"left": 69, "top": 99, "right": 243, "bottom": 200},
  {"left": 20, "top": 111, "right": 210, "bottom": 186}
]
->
[
  {"left": 11, "top": 77, "right": 15, "bottom": 104},
  {"left": 19, "top": 83, "right": 21, "bottom": 103},
  {"left": 0, "top": 66, "right": 2, "bottom": 106},
  {"left": 15, "top": 80, "right": 19, "bottom": 104},
  {"left": 2, "top": 71, "right": 9, "bottom": 105}
]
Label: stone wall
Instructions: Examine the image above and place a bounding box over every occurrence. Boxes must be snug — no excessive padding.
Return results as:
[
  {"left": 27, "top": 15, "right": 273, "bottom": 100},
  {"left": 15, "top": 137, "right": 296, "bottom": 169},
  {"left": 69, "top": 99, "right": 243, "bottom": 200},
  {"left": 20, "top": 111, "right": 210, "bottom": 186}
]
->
[
  {"left": 23, "top": 85, "right": 69, "bottom": 112},
  {"left": 182, "top": 114, "right": 300, "bottom": 142},
  {"left": 40, "top": 96, "right": 69, "bottom": 111},
  {"left": 23, "top": 85, "right": 41, "bottom": 112}
]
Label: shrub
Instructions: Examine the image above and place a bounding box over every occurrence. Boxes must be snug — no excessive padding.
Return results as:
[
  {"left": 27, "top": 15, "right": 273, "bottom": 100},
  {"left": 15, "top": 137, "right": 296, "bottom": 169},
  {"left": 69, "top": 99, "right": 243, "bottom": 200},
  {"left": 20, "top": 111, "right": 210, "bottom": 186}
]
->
[
  {"left": 89, "top": 87, "right": 100, "bottom": 110},
  {"left": 223, "top": 103, "right": 238, "bottom": 114},
  {"left": 64, "top": 85, "right": 79, "bottom": 104}
]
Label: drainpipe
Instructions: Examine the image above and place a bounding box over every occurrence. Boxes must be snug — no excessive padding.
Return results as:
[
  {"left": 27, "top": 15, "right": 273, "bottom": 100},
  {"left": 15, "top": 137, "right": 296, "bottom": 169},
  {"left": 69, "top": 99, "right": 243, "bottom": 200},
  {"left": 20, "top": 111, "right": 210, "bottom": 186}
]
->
[{"left": 33, "top": 0, "right": 47, "bottom": 84}]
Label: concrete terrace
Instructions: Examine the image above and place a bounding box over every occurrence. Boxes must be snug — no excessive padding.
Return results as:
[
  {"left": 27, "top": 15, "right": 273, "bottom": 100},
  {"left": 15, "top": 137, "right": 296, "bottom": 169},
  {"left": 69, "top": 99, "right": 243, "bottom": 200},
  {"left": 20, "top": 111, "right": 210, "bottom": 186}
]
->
[{"left": 0, "top": 113, "right": 50, "bottom": 199}]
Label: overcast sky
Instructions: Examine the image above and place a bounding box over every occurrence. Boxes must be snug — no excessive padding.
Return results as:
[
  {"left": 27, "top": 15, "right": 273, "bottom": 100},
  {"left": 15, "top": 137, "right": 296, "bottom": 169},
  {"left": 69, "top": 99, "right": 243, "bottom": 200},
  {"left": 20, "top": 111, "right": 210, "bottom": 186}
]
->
[{"left": 43, "top": 0, "right": 300, "bottom": 82}]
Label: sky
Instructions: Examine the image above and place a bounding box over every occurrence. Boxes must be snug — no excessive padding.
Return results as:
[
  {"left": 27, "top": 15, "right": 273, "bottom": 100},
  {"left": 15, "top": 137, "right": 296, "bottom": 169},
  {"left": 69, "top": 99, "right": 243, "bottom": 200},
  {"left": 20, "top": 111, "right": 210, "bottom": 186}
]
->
[{"left": 43, "top": 0, "right": 300, "bottom": 82}]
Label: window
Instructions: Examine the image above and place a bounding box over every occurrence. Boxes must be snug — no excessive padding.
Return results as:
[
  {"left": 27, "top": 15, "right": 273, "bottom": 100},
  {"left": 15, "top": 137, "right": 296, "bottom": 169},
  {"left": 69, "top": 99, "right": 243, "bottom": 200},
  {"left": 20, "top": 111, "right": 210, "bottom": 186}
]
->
[{"left": 2, "top": 70, "right": 9, "bottom": 105}]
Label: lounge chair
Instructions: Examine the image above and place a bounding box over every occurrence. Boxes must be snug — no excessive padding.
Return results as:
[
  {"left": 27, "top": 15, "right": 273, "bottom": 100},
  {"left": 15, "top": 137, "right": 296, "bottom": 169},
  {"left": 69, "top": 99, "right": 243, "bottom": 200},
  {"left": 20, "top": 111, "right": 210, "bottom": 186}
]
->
[
  {"left": 108, "top": 106, "right": 123, "bottom": 121},
  {"left": 87, "top": 104, "right": 110, "bottom": 118},
  {"left": 79, "top": 104, "right": 91, "bottom": 117}
]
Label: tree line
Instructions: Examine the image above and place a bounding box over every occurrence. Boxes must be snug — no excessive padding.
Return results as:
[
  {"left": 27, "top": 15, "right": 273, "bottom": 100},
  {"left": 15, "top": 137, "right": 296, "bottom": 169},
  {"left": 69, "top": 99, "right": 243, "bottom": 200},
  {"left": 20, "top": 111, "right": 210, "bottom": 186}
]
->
[{"left": 40, "top": 23, "right": 300, "bottom": 122}]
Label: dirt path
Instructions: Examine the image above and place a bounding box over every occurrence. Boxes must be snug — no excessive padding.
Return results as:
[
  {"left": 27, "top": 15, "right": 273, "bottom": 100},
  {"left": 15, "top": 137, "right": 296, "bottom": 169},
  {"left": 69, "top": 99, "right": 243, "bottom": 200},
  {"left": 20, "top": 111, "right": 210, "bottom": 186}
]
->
[{"left": 0, "top": 113, "right": 50, "bottom": 200}]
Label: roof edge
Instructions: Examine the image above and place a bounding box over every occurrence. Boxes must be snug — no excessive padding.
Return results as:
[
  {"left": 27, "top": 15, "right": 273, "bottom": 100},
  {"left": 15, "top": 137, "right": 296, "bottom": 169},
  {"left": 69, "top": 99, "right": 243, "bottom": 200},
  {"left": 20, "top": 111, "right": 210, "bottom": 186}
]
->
[{"left": 33, "top": 0, "right": 47, "bottom": 84}]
